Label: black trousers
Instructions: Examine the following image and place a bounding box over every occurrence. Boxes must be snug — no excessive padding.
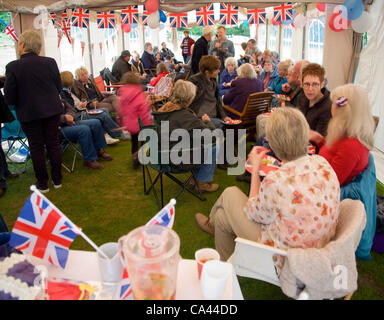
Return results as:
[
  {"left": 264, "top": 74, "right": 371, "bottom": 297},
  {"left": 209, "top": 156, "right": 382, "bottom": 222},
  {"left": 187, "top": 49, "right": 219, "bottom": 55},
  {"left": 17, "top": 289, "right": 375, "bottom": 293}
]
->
[
  {"left": 0, "top": 127, "right": 8, "bottom": 189},
  {"left": 21, "top": 114, "right": 62, "bottom": 189}
]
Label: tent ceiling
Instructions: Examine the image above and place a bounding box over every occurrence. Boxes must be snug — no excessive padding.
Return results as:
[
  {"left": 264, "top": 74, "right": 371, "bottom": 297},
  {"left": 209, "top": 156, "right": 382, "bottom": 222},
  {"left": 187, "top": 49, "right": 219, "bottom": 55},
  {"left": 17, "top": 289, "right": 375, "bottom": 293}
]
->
[{"left": 2, "top": 1, "right": 344, "bottom": 14}]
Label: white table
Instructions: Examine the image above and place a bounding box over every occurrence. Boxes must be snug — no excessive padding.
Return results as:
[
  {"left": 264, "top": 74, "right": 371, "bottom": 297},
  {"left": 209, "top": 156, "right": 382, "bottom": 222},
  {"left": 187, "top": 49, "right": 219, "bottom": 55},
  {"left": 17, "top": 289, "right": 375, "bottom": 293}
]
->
[{"left": 30, "top": 250, "right": 243, "bottom": 300}]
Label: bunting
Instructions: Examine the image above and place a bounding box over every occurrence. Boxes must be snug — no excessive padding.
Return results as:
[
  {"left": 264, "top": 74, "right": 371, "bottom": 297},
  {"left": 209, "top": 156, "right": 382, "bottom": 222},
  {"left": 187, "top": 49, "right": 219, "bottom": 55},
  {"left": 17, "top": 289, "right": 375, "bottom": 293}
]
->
[
  {"left": 273, "top": 3, "right": 294, "bottom": 22},
  {"left": 219, "top": 3, "right": 238, "bottom": 25},
  {"left": 247, "top": 8, "right": 266, "bottom": 25},
  {"left": 196, "top": 4, "right": 215, "bottom": 26},
  {"left": 121, "top": 6, "right": 139, "bottom": 25},
  {"left": 97, "top": 11, "right": 116, "bottom": 29},
  {"left": 169, "top": 12, "right": 189, "bottom": 28},
  {"left": 71, "top": 8, "right": 90, "bottom": 28}
]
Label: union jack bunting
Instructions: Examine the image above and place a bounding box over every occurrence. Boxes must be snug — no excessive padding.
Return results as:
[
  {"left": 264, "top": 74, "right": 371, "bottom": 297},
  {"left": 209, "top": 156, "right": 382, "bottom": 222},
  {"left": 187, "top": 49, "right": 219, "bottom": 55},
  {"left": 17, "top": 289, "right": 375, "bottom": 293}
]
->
[
  {"left": 59, "top": 17, "right": 72, "bottom": 44},
  {"left": 142, "top": 6, "right": 151, "bottom": 26},
  {"left": 9, "top": 192, "right": 78, "bottom": 269},
  {"left": 196, "top": 3, "right": 215, "bottom": 26},
  {"left": 121, "top": 6, "right": 139, "bottom": 25},
  {"left": 71, "top": 8, "right": 90, "bottom": 28},
  {"left": 50, "top": 12, "right": 57, "bottom": 25},
  {"left": 219, "top": 3, "right": 238, "bottom": 25},
  {"left": 247, "top": 8, "right": 266, "bottom": 25},
  {"left": 97, "top": 11, "right": 116, "bottom": 29},
  {"left": 4, "top": 24, "right": 18, "bottom": 42},
  {"left": 273, "top": 3, "right": 294, "bottom": 22},
  {"left": 169, "top": 12, "right": 188, "bottom": 28}
]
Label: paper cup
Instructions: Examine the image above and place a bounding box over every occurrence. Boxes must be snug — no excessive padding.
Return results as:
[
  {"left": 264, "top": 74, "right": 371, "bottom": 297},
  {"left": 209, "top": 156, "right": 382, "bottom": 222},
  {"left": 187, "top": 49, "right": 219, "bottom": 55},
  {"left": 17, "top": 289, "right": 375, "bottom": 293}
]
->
[
  {"left": 195, "top": 248, "right": 220, "bottom": 280},
  {"left": 97, "top": 242, "right": 124, "bottom": 283},
  {"left": 200, "top": 260, "right": 230, "bottom": 300}
]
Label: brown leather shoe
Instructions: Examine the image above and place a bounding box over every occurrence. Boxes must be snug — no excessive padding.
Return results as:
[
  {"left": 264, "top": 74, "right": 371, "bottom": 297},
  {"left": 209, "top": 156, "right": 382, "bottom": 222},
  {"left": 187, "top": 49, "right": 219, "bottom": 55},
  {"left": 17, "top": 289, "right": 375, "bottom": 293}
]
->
[
  {"left": 97, "top": 150, "right": 113, "bottom": 161},
  {"left": 5, "top": 171, "right": 19, "bottom": 179},
  {"left": 196, "top": 181, "right": 219, "bottom": 193},
  {"left": 84, "top": 161, "right": 104, "bottom": 170},
  {"left": 195, "top": 213, "right": 214, "bottom": 236}
]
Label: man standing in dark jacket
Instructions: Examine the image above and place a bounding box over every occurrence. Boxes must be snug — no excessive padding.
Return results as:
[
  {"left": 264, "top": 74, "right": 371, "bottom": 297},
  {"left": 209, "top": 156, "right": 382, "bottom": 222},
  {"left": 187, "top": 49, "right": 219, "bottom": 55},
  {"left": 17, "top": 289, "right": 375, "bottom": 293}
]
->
[
  {"left": 191, "top": 26, "right": 213, "bottom": 75},
  {"left": 4, "top": 30, "right": 63, "bottom": 193},
  {"left": 111, "top": 50, "right": 138, "bottom": 83}
]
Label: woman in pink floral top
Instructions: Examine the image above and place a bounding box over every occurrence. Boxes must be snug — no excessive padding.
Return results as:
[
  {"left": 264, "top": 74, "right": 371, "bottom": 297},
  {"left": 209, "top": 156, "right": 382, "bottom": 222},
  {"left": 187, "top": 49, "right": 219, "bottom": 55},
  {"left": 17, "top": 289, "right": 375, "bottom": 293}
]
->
[{"left": 195, "top": 107, "right": 340, "bottom": 272}]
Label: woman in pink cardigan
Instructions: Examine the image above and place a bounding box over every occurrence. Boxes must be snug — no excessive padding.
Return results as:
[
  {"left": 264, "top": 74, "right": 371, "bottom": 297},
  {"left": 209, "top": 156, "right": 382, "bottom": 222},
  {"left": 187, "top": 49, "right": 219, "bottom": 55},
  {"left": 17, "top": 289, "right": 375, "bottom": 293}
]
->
[{"left": 118, "top": 72, "right": 152, "bottom": 169}]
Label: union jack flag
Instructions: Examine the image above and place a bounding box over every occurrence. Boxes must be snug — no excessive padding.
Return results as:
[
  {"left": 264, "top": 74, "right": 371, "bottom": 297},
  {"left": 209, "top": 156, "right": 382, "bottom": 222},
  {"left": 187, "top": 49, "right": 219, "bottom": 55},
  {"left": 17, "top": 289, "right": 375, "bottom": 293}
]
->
[
  {"left": 146, "top": 199, "right": 176, "bottom": 229},
  {"left": 196, "top": 4, "right": 215, "bottom": 26},
  {"left": 115, "top": 199, "right": 176, "bottom": 300},
  {"left": 50, "top": 12, "right": 57, "bottom": 25},
  {"left": 71, "top": 8, "right": 90, "bottom": 28},
  {"left": 142, "top": 6, "right": 151, "bottom": 26},
  {"left": 273, "top": 3, "right": 293, "bottom": 22},
  {"left": 247, "top": 8, "right": 266, "bottom": 25},
  {"left": 4, "top": 24, "right": 18, "bottom": 42},
  {"left": 121, "top": 6, "right": 139, "bottom": 25},
  {"left": 97, "top": 11, "right": 116, "bottom": 29},
  {"left": 169, "top": 12, "right": 188, "bottom": 28},
  {"left": 219, "top": 3, "right": 238, "bottom": 25},
  {"left": 58, "top": 17, "right": 71, "bottom": 44},
  {"left": 9, "top": 192, "right": 78, "bottom": 269}
]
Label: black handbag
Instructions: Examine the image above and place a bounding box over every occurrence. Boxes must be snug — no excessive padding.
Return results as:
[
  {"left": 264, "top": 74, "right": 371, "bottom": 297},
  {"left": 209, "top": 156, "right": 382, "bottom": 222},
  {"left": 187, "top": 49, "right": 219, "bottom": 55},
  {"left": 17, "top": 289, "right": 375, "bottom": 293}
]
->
[{"left": 0, "top": 93, "right": 15, "bottom": 123}]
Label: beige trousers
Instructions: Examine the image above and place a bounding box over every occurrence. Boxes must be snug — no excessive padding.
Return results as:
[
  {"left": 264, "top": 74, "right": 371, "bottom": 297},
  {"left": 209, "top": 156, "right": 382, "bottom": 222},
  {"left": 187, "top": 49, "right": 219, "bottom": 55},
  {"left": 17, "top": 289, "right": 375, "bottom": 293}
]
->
[
  {"left": 209, "top": 186, "right": 261, "bottom": 261},
  {"left": 98, "top": 94, "right": 120, "bottom": 113}
]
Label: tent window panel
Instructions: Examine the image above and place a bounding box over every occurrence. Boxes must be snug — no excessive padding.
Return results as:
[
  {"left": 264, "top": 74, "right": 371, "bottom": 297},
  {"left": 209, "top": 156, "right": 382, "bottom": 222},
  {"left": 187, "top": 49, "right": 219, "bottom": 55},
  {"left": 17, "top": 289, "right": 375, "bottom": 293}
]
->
[
  {"left": 281, "top": 24, "right": 293, "bottom": 61},
  {"left": 269, "top": 24, "right": 278, "bottom": 52},
  {"left": 0, "top": 12, "right": 17, "bottom": 75},
  {"left": 307, "top": 17, "right": 325, "bottom": 65},
  {"left": 257, "top": 24, "right": 267, "bottom": 52}
]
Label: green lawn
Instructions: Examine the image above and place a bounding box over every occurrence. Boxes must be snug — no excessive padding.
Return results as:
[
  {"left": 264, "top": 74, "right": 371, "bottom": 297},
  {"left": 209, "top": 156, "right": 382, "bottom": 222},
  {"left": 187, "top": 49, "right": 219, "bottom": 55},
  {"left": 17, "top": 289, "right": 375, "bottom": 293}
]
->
[{"left": 1, "top": 139, "right": 383, "bottom": 300}]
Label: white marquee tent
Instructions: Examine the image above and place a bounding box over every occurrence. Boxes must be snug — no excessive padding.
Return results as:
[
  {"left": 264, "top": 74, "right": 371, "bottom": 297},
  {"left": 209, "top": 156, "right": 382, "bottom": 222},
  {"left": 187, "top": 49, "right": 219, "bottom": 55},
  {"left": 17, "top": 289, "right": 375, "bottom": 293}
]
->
[{"left": 2, "top": 0, "right": 384, "bottom": 157}]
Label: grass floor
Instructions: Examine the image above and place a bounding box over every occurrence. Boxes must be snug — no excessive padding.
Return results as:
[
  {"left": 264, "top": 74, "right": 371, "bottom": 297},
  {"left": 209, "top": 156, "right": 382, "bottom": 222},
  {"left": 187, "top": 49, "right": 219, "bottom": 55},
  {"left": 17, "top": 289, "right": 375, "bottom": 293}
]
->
[{"left": 1, "top": 139, "right": 383, "bottom": 300}]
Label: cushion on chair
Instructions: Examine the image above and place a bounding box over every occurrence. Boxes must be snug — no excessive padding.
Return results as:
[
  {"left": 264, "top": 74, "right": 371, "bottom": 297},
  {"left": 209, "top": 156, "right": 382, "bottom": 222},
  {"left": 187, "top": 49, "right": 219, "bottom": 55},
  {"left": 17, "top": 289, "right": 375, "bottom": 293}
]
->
[{"left": 340, "top": 153, "right": 377, "bottom": 260}]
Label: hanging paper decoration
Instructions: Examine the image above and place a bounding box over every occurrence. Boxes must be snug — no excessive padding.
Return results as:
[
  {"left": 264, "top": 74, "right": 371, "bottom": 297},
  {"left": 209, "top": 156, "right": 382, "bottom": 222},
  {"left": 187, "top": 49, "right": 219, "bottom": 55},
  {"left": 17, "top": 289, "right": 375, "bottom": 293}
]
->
[
  {"left": 196, "top": 4, "right": 215, "bottom": 26},
  {"left": 247, "top": 8, "right": 266, "bottom": 25},
  {"left": 122, "top": 23, "right": 132, "bottom": 33},
  {"left": 159, "top": 10, "right": 167, "bottom": 23},
  {"left": 3, "top": 23, "right": 18, "bottom": 42},
  {"left": 71, "top": 8, "right": 90, "bottom": 28},
  {"left": 316, "top": 3, "right": 326, "bottom": 12},
  {"left": 219, "top": 3, "right": 238, "bottom": 25},
  {"left": 81, "top": 41, "right": 86, "bottom": 57},
  {"left": 293, "top": 13, "right": 307, "bottom": 28},
  {"left": 105, "top": 39, "right": 109, "bottom": 50},
  {"left": 145, "top": 0, "right": 159, "bottom": 14},
  {"left": 122, "top": 6, "right": 139, "bottom": 25},
  {"left": 351, "top": 11, "right": 373, "bottom": 33},
  {"left": 59, "top": 17, "right": 72, "bottom": 44},
  {"left": 169, "top": 12, "right": 188, "bottom": 28},
  {"left": 70, "top": 37, "right": 75, "bottom": 53},
  {"left": 99, "top": 42, "right": 103, "bottom": 55},
  {"left": 148, "top": 11, "right": 160, "bottom": 29},
  {"left": 273, "top": 3, "right": 293, "bottom": 22},
  {"left": 57, "top": 29, "right": 62, "bottom": 48},
  {"left": 342, "top": 0, "right": 364, "bottom": 21},
  {"left": 97, "top": 11, "right": 116, "bottom": 29}
]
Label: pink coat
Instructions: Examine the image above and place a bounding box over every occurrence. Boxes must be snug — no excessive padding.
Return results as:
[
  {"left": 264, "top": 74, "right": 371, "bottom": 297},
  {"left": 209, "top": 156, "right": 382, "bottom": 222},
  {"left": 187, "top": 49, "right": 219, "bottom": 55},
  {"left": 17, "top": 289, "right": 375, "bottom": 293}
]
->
[{"left": 118, "top": 84, "right": 152, "bottom": 134}]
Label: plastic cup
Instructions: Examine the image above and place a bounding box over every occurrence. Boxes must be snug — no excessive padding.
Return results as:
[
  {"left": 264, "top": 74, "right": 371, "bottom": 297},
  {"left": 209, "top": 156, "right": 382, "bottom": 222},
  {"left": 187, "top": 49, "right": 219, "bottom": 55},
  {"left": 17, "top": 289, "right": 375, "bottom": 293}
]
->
[
  {"left": 200, "top": 260, "right": 230, "bottom": 300},
  {"left": 195, "top": 248, "right": 220, "bottom": 280}
]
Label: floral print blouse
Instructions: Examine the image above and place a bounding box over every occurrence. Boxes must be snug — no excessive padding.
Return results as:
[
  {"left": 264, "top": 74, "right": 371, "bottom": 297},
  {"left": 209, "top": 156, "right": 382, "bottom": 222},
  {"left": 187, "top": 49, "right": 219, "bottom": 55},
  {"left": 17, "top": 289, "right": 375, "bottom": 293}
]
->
[{"left": 244, "top": 155, "right": 340, "bottom": 272}]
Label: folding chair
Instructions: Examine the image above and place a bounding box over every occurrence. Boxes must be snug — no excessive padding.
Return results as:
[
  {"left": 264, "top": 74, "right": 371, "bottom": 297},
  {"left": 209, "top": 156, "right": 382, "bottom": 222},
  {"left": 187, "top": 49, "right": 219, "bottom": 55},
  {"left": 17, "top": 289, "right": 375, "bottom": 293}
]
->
[
  {"left": 145, "top": 68, "right": 157, "bottom": 78},
  {"left": 138, "top": 117, "right": 206, "bottom": 209},
  {"left": 59, "top": 128, "right": 83, "bottom": 173},
  {"left": 1, "top": 106, "right": 30, "bottom": 174}
]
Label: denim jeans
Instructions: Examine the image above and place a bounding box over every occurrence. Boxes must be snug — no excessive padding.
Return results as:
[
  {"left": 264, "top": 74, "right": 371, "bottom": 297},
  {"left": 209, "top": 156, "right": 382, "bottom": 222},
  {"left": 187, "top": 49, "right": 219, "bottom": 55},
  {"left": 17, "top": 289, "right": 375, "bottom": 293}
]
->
[
  {"left": 62, "top": 119, "right": 107, "bottom": 162},
  {"left": 194, "top": 145, "right": 217, "bottom": 183},
  {"left": 78, "top": 108, "right": 120, "bottom": 138}
]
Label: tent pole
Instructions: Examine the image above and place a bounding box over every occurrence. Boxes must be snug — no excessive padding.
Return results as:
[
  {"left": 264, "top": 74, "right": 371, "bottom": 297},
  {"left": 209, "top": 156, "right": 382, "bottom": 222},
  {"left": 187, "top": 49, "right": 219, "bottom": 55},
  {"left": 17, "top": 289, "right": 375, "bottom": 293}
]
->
[{"left": 87, "top": 26, "right": 94, "bottom": 75}]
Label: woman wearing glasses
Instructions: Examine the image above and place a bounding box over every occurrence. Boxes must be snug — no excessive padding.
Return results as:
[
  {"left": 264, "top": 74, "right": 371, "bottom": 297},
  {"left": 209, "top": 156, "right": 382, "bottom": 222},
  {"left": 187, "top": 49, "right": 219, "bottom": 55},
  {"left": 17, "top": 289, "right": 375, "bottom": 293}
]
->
[{"left": 295, "top": 63, "right": 332, "bottom": 143}]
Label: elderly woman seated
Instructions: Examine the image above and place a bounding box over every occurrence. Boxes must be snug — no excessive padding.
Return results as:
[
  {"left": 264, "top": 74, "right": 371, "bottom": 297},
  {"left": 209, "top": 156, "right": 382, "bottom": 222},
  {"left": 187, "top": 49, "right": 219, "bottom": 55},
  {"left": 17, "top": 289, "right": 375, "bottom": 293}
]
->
[
  {"left": 60, "top": 100, "right": 112, "bottom": 170},
  {"left": 266, "top": 59, "right": 291, "bottom": 94},
  {"left": 222, "top": 63, "right": 263, "bottom": 119},
  {"left": 195, "top": 107, "right": 340, "bottom": 274},
  {"left": 60, "top": 71, "right": 120, "bottom": 145},
  {"left": 219, "top": 57, "right": 238, "bottom": 96},
  {"left": 153, "top": 80, "right": 219, "bottom": 193},
  {"left": 72, "top": 66, "right": 120, "bottom": 115},
  {"left": 260, "top": 59, "right": 279, "bottom": 91}
]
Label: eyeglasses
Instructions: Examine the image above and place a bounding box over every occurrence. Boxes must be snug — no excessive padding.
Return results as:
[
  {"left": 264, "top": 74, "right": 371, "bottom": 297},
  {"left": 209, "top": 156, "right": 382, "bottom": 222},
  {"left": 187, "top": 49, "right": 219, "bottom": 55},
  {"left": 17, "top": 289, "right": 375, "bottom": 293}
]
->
[{"left": 303, "top": 82, "right": 320, "bottom": 89}]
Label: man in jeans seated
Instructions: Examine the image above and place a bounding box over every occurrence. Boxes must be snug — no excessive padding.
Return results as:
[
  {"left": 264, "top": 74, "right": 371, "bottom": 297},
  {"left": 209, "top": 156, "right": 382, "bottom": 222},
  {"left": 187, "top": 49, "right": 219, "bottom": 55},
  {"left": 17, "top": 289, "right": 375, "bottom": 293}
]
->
[{"left": 60, "top": 100, "right": 113, "bottom": 170}]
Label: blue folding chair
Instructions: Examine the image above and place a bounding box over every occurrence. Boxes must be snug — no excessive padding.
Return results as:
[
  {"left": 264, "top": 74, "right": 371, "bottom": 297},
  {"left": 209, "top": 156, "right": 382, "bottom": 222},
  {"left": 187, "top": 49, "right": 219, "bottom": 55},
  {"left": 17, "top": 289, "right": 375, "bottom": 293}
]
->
[{"left": 1, "top": 106, "right": 30, "bottom": 173}]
